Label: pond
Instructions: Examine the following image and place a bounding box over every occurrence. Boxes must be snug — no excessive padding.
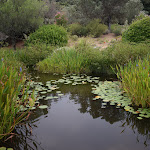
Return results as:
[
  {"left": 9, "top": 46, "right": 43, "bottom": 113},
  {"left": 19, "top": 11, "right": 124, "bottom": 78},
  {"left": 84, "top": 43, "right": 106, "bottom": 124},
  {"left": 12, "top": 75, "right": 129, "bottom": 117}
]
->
[{"left": 1, "top": 72, "right": 150, "bottom": 150}]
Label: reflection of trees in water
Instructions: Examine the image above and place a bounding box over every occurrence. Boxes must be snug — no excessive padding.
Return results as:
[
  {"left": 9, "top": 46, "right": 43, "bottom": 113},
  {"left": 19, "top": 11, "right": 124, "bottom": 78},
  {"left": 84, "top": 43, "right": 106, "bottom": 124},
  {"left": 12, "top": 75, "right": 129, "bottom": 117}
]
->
[
  {"left": 0, "top": 108, "right": 48, "bottom": 150},
  {"left": 61, "top": 84, "right": 126, "bottom": 123},
  {"left": 61, "top": 84, "right": 150, "bottom": 146},
  {"left": 0, "top": 122, "right": 44, "bottom": 150},
  {"left": 1, "top": 74, "right": 150, "bottom": 149},
  {"left": 120, "top": 113, "right": 150, "bottom": 147}
]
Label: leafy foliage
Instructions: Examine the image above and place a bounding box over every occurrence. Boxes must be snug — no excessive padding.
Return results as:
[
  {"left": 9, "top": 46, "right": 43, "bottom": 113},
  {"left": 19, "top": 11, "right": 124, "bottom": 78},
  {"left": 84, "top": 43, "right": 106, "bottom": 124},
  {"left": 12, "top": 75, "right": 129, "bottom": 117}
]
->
[
  {"left": 37, "top": 40, "right": 150, "bottom": 75},
  {"left": 0, "top": 0, "right": 47, "bottom": 49},
  {"left": 26, "top": 25, "right": 68, "bottom": 46},
  {"left": 55, "top": 12, "right": 67, "bottom": 26},
  {"left": 68, "top": 23, "right": 88, "bottom": 37},
  {"left": 87, "top": 19, "right": 107, "bottom": 37},
  {"left": 125, "top": 0, "right": 144, "bottom": 24},
  {"left": 111, "top": 24, "right": 124, "bottom": 36},
  {"left": 0, "top": 48, "right": 24, "bottom": 71},
  {"left": 122, "top": 17, "right": 150, "bottom": 42},
  {"left": 16, "top": 43, "right": 54, "bottom": 66}
]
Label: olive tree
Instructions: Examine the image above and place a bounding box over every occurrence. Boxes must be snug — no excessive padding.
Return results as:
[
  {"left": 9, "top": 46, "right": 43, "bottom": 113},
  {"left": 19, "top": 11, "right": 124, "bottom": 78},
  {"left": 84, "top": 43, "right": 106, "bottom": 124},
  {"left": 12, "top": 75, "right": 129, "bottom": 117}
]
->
[
  {"left": 0, "top": 0, "right": 47, "bottom": 49},
  {"left": 125, "top": 0, "right": 144, "bottom": 24}
]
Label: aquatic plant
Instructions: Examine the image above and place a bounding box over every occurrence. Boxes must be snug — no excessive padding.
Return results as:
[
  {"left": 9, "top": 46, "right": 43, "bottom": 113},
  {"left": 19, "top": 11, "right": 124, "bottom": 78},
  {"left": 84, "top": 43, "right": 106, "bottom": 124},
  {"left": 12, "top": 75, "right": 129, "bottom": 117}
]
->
[
  {"left": 36, "top": 48, "right": 90, "bottom": 74},
  {"left": 91, "top": 80, "right": 150, "bottom": 120},
  {"left": 0, "top": 60, "right": 35, "bottom": 140},
  {"left": 116, "top": 57, "right": 150, "bottom": 108}
]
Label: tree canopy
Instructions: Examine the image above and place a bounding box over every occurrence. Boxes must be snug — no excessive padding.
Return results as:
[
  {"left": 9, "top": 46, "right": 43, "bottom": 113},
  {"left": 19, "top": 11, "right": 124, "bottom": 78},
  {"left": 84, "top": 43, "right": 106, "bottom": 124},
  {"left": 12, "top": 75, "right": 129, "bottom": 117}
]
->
[{"left": 0, "top": 0, "right": 47, "bottom": 49}]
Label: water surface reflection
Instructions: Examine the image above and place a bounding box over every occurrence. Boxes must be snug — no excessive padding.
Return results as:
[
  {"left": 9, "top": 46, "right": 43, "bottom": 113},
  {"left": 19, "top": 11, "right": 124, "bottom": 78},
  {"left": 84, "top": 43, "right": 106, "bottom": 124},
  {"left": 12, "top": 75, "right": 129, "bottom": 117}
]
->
[{"left": 1, "top": 73, "right": 150, "bottom": 150}]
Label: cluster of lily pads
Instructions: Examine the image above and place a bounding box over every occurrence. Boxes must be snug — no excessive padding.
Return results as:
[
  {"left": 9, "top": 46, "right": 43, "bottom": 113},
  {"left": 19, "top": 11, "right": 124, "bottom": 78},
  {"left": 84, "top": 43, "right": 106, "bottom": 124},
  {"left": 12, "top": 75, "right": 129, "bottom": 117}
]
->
[
  {"left": 91, "top": 81, "right": 150, "bottom": 120},
  {"left": 25, "top": 74, "right": 150, "bottom": 120},
  {"left": 25, "top": 74, "right": 100, "bottom": 110}
]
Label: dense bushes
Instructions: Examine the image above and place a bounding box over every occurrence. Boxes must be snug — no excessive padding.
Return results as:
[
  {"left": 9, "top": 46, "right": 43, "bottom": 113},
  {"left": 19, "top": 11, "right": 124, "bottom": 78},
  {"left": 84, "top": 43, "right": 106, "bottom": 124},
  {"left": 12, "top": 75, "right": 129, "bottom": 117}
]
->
[
  {"left": 111, "top": 24, "right": 124, "bottom": 36},
  {"left": 69, "top": 23, "right": 88, "bottom": 37},
  {"left": 68, "top": 20, "right": 107, "bottom": 37},
  {"left": 36, "top": 40, "right": 150, "bottom": 75},
  {"left": 0, "top": 48, "right": 24, "bottom": 71},
  {"left": 26, "top": 25, "right": 68, "bottom": 46},
  {"left": 87, "top": 19, "right": 107, "bottom": 37},
  {"left": 55, "top": 12, "right": 67, "bottom": 27},
  {"left": 16, "top": 43, "right": 54, "bottom": 66},
  {"left": 122, "top": 17, "right": 150, "bottom": 42},
  {"left": 94, "top": 41, "right": 150, "bottom": 74}
]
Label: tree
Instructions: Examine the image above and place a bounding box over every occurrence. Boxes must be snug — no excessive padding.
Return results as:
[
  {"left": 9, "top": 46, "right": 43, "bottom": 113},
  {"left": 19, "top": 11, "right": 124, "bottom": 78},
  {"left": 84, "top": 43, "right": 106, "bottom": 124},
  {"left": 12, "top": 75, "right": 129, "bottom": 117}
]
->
[
  {"left": 100, "top": 0, "right": 129, "bottom": 30},
  {"left": 67, "top": 0, "right": 102, "bottom": 25},
  {"left": 0, "top": 0, "right": 47, "bottom": 49},
  {"left": 125, "top": 0, "right": 144, "bottom": 24},
  {"left": 141, "top": 0, "right": 150, "bottom": 14},
  {"left": 68, "top": 0, "right": 129, "bottom": 29}
]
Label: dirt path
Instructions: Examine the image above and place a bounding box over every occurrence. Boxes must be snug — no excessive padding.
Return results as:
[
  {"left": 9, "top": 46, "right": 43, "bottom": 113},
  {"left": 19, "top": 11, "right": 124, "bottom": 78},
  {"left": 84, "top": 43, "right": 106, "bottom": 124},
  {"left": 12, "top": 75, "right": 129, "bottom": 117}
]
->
[
  {"left": 68, "top": 33, "right": 121, "bottom": 50},
  {"left": 94, "top": 33, "right": 121, "bottom": 49}
]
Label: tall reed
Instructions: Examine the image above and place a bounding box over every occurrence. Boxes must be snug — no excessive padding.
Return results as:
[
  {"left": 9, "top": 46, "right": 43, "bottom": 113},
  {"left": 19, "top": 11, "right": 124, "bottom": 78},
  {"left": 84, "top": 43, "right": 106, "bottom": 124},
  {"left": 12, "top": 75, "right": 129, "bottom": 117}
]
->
[
  {"left": 116, "top": 57, "right": 150, "bottom": 107},
  {"left": 0, "top": 59, "right": 35, "bottom": 140},
  {"left": 37, "top": 47, "right": 90, "bottom": 74}
]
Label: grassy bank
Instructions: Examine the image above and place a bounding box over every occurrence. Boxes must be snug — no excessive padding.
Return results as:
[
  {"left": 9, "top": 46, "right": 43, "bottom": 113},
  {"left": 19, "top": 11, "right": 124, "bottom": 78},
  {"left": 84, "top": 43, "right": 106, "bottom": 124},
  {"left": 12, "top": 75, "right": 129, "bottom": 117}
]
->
[{"left": 37, "top": 40, "right": 150, "bottom": 75}]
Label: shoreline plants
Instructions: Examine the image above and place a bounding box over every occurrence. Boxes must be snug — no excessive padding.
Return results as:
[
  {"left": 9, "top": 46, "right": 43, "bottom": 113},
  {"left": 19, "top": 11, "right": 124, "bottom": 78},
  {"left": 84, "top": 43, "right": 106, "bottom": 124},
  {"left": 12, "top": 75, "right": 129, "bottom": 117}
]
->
[
  {"left": 0, "top": 59, "right": 35, "bottom": 140},
  {"left": 116, "top": 57, "right": 150, "bottom": 108}
]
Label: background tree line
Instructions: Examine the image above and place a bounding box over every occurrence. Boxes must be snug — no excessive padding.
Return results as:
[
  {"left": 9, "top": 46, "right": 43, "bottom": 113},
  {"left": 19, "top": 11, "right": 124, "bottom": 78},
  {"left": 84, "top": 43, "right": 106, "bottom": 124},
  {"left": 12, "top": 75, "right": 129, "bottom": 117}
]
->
[{"left": 0, "top": 0, "right": 149, "bottom": 49}]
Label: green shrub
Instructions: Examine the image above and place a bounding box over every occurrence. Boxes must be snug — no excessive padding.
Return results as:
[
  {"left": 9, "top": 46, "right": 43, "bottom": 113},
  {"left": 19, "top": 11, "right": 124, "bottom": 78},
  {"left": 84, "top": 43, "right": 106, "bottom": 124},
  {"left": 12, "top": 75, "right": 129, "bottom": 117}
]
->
[
  {"left": 36, "top": 40, "right": 150, "bottom": 75},
  {"left": 122, "top": 17, "right": 150, "bottom": 42},
  {"left": 71, "top": 35, "right": 78, "bottom": 41},
  {"left": 16, "top": 43, "right": 54, "bottom": 66},
  {"left": 80, "top": 41, "right": 150, "bottom": 75},
  {"left": 87, "top": 19, "right": 107, "bottom": 37},
  {"left": 0, "top": 60, "right": 35, "bottom": 140},
  {"left": 116, "top": 57, "right": 150, "bottom": 107},
  {"left": 111, "top": 24, "right": 124, "bottom": 36},
  {"left": 69, "top": 23, "right": 88, "bottom": 37},
  {"left": 36, "top": 47, "right": 90, "bottom": 74},
  {"left": 0, "top": 48, "right": 24, "bottom": 71},
  {"left": 26, "top": 25, "right": 68, "bottom": 46},
  {"left": 99, "top": 41, "right": 150, "bottom": 74},
  {"left": 132, "top": 11, "right": 148, "bottom": 23},
  {"left": 55, "top": 12, "right": 67, "bottom": 27}
]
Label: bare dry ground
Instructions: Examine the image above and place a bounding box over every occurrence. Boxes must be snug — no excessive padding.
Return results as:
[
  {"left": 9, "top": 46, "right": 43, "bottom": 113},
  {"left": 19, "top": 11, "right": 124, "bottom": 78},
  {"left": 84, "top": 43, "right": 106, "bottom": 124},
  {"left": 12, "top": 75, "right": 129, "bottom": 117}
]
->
[{"left": 68, "top": 33, "right": 121, "bottom": 50}]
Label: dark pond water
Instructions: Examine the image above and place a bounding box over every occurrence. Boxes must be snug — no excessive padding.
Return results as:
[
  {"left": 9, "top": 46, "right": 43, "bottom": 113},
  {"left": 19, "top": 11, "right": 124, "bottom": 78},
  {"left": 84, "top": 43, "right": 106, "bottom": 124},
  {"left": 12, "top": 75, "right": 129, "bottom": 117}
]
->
[{"left": 1, "top": 72, "right": 150, "bottom": 150}]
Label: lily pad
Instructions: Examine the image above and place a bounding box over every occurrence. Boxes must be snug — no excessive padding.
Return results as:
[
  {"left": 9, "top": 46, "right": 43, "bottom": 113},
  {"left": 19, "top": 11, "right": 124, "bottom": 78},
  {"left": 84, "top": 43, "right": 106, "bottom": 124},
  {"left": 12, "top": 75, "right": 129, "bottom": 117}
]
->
[{"left": 39, "top": 105, "right": 48, "bottom": 109}]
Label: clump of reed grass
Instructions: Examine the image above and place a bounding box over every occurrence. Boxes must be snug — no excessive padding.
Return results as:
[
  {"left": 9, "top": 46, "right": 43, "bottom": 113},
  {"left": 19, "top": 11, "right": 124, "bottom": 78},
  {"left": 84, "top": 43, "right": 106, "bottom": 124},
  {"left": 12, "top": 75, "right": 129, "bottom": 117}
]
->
[
  {"left": 36, "top": 47, "right": 90, "bottom": 74},
  {"left": 116, "top": 57, "right": 150, "bottom": 107},
  {"left": 0, "top": 59, "right": 35, "bottom": 140}
]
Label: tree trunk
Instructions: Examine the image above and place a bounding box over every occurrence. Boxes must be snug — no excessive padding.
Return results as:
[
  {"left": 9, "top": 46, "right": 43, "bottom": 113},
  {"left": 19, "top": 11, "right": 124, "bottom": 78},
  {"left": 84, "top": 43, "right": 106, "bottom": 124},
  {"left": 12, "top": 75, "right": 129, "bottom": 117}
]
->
[
  {"left": 12, "top": 38, "right": 16, "bottom": 50},
  {"left": 108, "top": 16, "right": 111, "bottom": 32}
]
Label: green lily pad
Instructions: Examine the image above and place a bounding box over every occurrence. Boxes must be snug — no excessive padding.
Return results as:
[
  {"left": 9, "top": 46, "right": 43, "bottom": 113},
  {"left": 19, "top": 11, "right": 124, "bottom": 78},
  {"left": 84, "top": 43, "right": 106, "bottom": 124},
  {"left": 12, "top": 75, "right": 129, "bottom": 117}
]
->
[
  {"left": 137, "top": 117, "right": 143, "bottom": 120},
  {"left": 39, "top": 105, "right": 48, "bottom": 109}
]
